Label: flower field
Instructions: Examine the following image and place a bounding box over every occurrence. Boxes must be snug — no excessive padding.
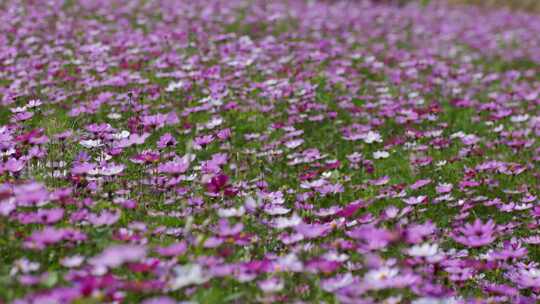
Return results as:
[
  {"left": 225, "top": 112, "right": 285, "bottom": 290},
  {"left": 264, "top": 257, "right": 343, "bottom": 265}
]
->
[{"left": 2, "top": 1, "right": 540, "bottom": 303}]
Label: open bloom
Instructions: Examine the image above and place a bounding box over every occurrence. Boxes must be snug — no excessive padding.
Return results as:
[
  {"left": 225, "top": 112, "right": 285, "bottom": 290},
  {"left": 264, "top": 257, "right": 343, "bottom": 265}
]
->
[
  {"left": 452, "top": 219, "right": 496, "bottom": 247},
  {"left": 168, "top": 264, "right": 210, "bottom": 290}
]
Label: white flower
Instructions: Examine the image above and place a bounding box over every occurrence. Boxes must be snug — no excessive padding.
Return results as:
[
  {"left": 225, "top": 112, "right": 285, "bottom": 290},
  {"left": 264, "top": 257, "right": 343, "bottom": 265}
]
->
[
  {"left": 521, "top": 268, "right": 540, "bottom": 279},
  {"left": 436, "top": 160, "right": 447, "bottom": 167},
  {"left": 271, "top": 213, "right": 302, "bottom": 229},
  {"left": 373, "top": 150, "right": 389, "bottom": 159},
  {"left": 406, "top": 243, "right": 439, "bottom": 258},
  {"left": 112, "top": 130, "right": 130, "bottom": 140},
  {"left": 450, "top": 131, "right": 465, "bottom": 139},
  {"left": 321, "top": 273, "right": 354, "bottom": 292},
  {"left": 0, "top": 198, "right": 16, "bottom": 216},
  {"left": 205, "top": 117, "right": 223, "bottom": 129},
  {"left": 244, "top": 196, "right": 261, "bottom": 212},
  {"left": 412, "top": 297, "right": 460, "bottom": 304},
  {"left": 107, "top": 113, "right": 122, "bottom": 120},
  {"left": 285, "top": 139, "right": 303, "bottom": 149},
  {"left": 403, "top": 195, "right": 426, "bottom": 205},
  {"left": 80, "top": 139, "right": 103, "bottom": 149},
  {"left": 274, "top": 253, "right": 303, "bottom": 272},
  {"left": 10, "top": 106, "right": 27, "bottom": 113},
  {"left": 323, "top": 251, "right": 349, "bottom": 262},
  {"left": 258, "top": 278, "right": 284, "bottom": 293},
  {"left": 263, "top": 204, "right": 291, "bottom": 215},
  {"left": 300, "top": 179, "right": 325, "bottom": 189},
  {"left": 165, "top": 81, "right": 184, "bottom": 92},
  {"left": 217, "top": 206, "right": 245, "bottom": 218},
  {"left": 99, "top": 163, "right": 125, "bottom": 176},
  {"left": 511, "top": 114, "right": 529, "bottom": 123},
  {"left": 363, "top": 131, "right": 382, "bottom": 144},
  {"left": 11, "top": 258, "right": 40, "bottom": 275},
  {"left": 26, "top": 99, "right": 42, "bottom": 108},
  {"left": 382, "top": 296, "right": 403, "bottom": 304},
  {"left": 491, "top": 124, "right": 504, "bottom": 133},
  {"left": 365, "top": 267, "right": 399, "bottom": 283},
  {"left": 61, "top": 255, "right": 85, "bottom": 268},
  {"left": 169, "top": 264, "right": 210, "bottom": 290}
]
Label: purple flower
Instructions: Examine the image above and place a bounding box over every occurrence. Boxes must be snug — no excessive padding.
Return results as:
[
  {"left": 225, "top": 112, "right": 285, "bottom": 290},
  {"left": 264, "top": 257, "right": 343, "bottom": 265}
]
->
[
  {"left": 14, "top": 182, "right": 49, "bottom": 207},
  {"left": 156, "top": 241, "right": 188, "bottom": 257},
  {"left": 215, "top": 219, "right": 243, "bottom": 237},
  {"left": 142, "top": 297, "right": 177, "bottom": 304},
  {"left": 87, "top": 209, "right": 120, "bottom": 226},
  {"left": 85, "top": 123, "right": 115, "bottom": 135},
  {"left": 157, "top": 133, "right": 177, "bottom": 149},
  {"left": 17, "top": 208, "right": 64, "bottom": 224},
  {"left": 294, "top": 222, "right": 332, "bottom": 239},
  {"left": 258, "top": 277, "right": 284, "bottom": 293},
  {"left": 24, "top": 227, "right": 86, "bottom": 250},
  {"left": 4, "top": 158, "right": 25, "bottom": 173},
  {"left": 89, "top": 244, "right": 147, "bottom": 269},
  {"left": 157, "top": 157, "right": 190, "bottom": 175},
  {"left": 193, "top": 135, "right": 215, "bottom": 149},
  {"left": 453, "top": 219, "right": 496, "bottom": 247},
  {"left": 346, "top": 225, "right": 397, "bottom": 250},
  {"left": 71, "top": 162, "right": 96, "bottom": 175}
]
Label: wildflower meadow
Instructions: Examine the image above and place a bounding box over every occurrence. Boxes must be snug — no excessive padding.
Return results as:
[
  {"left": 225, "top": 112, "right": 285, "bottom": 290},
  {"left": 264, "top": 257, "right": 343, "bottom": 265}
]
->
[{"left": 2, "top": 0, "right": 540, "bottom": 303}]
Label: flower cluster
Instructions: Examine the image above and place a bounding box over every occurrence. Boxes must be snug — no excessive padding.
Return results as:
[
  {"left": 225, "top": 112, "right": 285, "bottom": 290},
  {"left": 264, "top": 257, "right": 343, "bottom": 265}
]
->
[{"left": 1, "top": 0, "right": 540, "bottom": 303}]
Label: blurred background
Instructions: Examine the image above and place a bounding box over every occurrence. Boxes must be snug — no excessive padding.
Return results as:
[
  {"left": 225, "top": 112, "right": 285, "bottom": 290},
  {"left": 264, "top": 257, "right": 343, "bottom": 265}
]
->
[
  {"left": 448, "top": 0, "right": 540, "bottom": 12},
  {"left": 375, "top": 0, "right": 540, "bottom": 12}
]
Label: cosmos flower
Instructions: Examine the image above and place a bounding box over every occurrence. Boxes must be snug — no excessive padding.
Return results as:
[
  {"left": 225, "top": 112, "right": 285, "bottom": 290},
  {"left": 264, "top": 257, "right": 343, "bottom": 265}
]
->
[
  {"left": 2, "top": 0, "right": 540, "bottom": 301},
  {"left": 157, "top": 133, "right": 177, "bottom": 149},
  {"left": 98, "top": 163, "right": 125, "bottom": 176},
  {"left": 294, "top": 222, "right": 332, "bottom": 239},
  {"left": 373, "top": 150, "right": 390, "bottom": 159},
  {"left": 452, "top": 219, "right": 496, "bottom": 248},
  {"left": 258, "top": 277, "right": 284, "bottom": 293},
  {"left": 363, "top": 131, "right": 382, "bottom": 144},
  {"left": 89, "top": 245, "right": 147, "bottom": 270},
  {"left": 403, "top": 195, "right": 427, "bottom": 206},
  {"left": 158, "top": 158, "right": 190, "bottom": 175},
  {"left": 79, "top": 139, "right": 103, "bottom": 149},
  {"left": 155, "top": 242, "right": 188, "bottom": 257},
  {"left": 406, "top": 243, "right": 443, "bottom": 262},
  {"left": 168, "top": 264, "right": 210, "bottom": 290}
]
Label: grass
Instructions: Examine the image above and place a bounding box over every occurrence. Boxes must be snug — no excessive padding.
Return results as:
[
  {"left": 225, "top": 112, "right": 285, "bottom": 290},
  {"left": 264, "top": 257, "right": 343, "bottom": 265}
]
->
[{"left": 1, "top": 0, "right": 540, "bottom": 303}]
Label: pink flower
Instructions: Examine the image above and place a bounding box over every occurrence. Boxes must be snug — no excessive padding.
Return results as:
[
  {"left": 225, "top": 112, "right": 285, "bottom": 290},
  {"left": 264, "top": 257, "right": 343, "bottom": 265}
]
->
[
  {"left": 157, "top": 133, "right": 177, "bottom": 149},
  {"left": 156, "top": 242, "right": 188, "bottom": 257},
  {"left": 89, "top": 244, "right": 146, "bottom": 269},
  {"left": 294, "top": 222, "right": 332, "bottom": 239},
  {"left": 453, "top": 219, "right": 496, "bottom": 247}
]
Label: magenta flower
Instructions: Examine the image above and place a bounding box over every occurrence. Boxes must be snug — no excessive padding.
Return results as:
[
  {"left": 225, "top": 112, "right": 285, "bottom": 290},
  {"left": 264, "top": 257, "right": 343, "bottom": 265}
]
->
[
  {"left": 206, "top": 173, "right": 229, "bottom": 194},
  {"left": 452, "top": 219, "right": 496, "bottom": 247}
]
